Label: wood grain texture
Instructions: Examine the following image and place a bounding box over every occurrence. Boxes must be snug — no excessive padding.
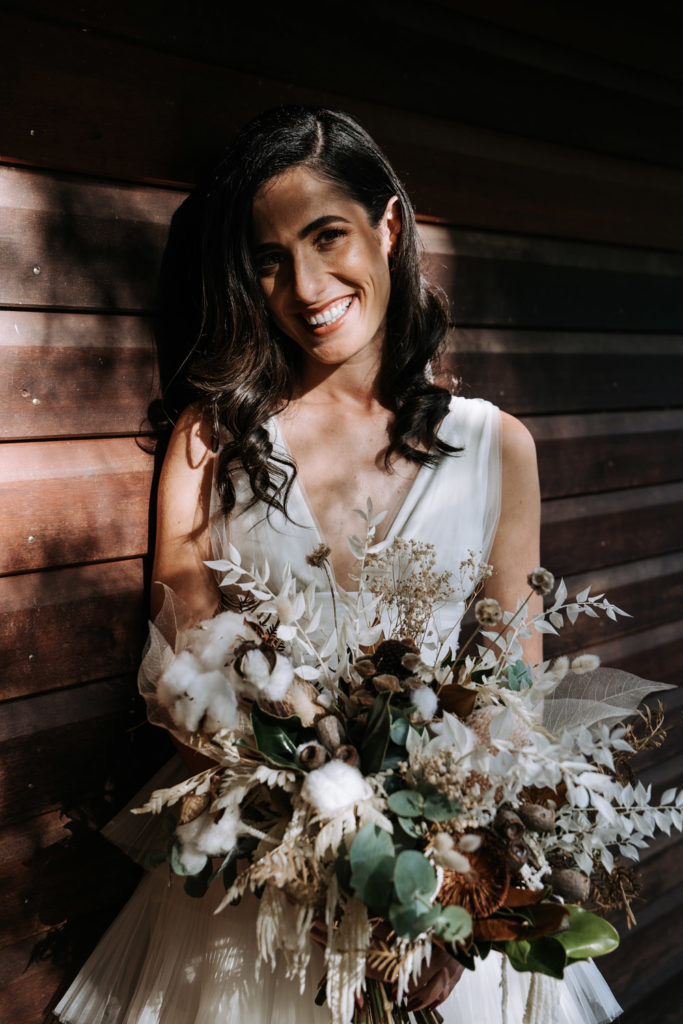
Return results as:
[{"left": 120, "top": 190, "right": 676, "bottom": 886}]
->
[
  {"left": 0, "top": 311, "right": 159, "bottom": 438},
  {"left": 8, "top": 1, "right": 683, "bottom": 170},
  {"left": 0, "top": 559, "right": 146, "bottom": 699},
  {"left": 0, "top": 437, "right": 154, "bottom": 574},
  {"left": 4, "top": 12, "right": 683, "bottom": 248},
  {"left": 541, "top": 483, "right": 683, "bottom": 576},
  {"left": 0, "top": 166, "right": 181, "bottom": 310}
]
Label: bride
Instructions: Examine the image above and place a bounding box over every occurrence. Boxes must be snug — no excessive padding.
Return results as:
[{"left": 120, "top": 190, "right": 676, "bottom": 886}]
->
[{"left": 54, "top": 106, "right": 622, "bottom": 1023}]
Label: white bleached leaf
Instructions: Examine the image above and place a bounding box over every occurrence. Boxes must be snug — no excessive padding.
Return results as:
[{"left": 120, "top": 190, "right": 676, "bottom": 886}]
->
[
  {"left": 533, "top": 619, "right": 559, "bottom": 635},
  {"left": 549, "top": 611, "right": 563, "bottom": 629},
  {"left": 566, "top": 604, "right": 580, "bottom": 624},
  {"left": 676, "top": 791, "right": 683, "bottom": 808},
  {"left": 370, "top": 509, "right": 388, "bottom": 528},
  {"left": 553, "top": 578, "right": 568, "bottom": 609},
  {"left": 307, "top": 605, "right": 322, "bottom": 634},
  {"left": 347, "top": 535, "right": 366, "bottom": 559},
  {"left": 575, "top": 586, "right": 591, "bottom": 604},
  {"left": 661, "top": 788, "right": 676, "bottom": 805},
  {"left": 295, "top": 664, "right": 321, "bottom": 681},
  {"left": 227, "top": 542, "right": 242, "bottom": 566},
  {"left": 320, "top": 630, "right": 339, "bottom": 660},
  {"left": 204, "top": 559, "right": 234, "bottom": 572}
]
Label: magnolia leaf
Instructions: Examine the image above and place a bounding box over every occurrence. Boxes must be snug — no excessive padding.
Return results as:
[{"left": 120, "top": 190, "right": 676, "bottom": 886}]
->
[
  {"left": 555, "top": 906, "right": 619, "bottom": 961},
  {"left": 433, "top": 905, "right": 472, "bottom": 942},
  {"left": 251, "top": 705, "right": 302, "bottom": 768},
  {"left": 394, "top": 850, "right": 436, "bottom": 903},
  {"left": 543, "top": 667, "right": 674, "bottom": 734},
  {"left": 505, "top": 937, "right": 567, "bottom": 978},
  {"left": 360, "top": 693, "right": 392, "bottom": 775}
]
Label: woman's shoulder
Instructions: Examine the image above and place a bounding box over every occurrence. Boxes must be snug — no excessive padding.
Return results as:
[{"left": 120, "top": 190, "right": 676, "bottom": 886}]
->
[
  {"left": 165, "top": 402, "right": 216, "bottom": 469},
  {"left": 499, "top": 409, "right": 537, "bottom": 476}
]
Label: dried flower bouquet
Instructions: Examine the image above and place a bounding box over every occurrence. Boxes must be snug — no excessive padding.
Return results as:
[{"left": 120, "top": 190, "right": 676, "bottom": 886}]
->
[{"left": 135, "top": 501, "right": 682, "bottom": 1024}]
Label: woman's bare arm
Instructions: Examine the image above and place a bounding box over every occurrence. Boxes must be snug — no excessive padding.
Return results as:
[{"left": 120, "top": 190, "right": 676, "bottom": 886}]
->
[
  {"left": 484, "top": 411, "right": 543, "bottom": 664},
  {"left": 151, "top": 404, "right": 221, "bottom": 622}
]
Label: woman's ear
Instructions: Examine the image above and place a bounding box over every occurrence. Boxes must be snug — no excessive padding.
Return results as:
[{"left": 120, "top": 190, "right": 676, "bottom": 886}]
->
[{"left": 382, "top": 196, "right": 402, "bottom": 257}]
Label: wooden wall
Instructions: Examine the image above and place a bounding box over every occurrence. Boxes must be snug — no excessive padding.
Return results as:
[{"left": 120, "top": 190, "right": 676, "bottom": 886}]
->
[{"left": 1, "top": 2, "right": 681, "bottom": 1021}]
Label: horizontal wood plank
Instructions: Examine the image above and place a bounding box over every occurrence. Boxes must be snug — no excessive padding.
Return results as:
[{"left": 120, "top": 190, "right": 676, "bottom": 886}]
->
[
  {"left": 0, "top": 311, "right": 158, "bottom": 439},
  {"left": 0, "top": 560, "right": 146, "bottom": 699},
  {"left": 0, "top": 167, "right": 180, "bottom": 311},
  {"left": 541, "top": 484, "right": 683, "bottom": 576},
  {"left": 4, "top": 13, "right": 683, "bottom": 249},
  {"left": 581, "top": 620, "right": 683, "bottom": 686},
  {"left": 0, "top": 438, "right": 154, "bottom": 574},
  {"left": 525, "top": 410, "right": 683, "bottom": 499}
]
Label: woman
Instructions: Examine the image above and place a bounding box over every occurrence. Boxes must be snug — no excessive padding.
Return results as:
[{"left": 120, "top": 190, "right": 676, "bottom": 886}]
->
[{"left": 55, "top": 107, "right": 621, "bottom": 1023}]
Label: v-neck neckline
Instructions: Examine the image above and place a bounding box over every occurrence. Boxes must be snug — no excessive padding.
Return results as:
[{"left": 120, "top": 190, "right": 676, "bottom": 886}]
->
[{"left": 270, "top": 407, "right": 450, "bottom": 588}]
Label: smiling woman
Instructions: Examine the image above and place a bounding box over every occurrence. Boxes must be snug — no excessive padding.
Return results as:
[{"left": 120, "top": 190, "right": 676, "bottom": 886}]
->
[{"left": 53, "top": 106, "right": 621, "bottom": 1024}]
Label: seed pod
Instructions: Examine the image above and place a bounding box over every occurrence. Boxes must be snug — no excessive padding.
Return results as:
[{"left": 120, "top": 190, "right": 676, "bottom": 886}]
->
[
  {"left": 372, "top": 673, "right": 402, "bottom": 692},
  {"left": 495, "top": 808, "right": 525, "bottom": 840},
  {"left": 297, "top": 742, "right": 328, "bottom": 769},
  {"left": 506, "top": 839, "right": 529, "bottom": 871},
  {"left": 333, "top": 744, "right": 359, "bottom": 767},
  {"left": 354, "top": 658, "right": 377, "bottom": 678},
  {"left": 316, "top": 715, "right": 345, "bottom": 752},
  {"left": 518, "top": 804, "right": 556, "bottom": 833},
  {"left": 550, "top": 868, "right": 591, "bottom": 902}
]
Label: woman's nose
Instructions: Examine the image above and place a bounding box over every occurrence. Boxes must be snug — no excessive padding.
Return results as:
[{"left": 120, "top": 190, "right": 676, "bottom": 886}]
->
[{"left": 289, "top": 251, "right": 324, "bottom": 304}]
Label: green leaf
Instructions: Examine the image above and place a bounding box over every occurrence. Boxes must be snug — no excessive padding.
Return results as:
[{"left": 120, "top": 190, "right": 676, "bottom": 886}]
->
[
  {"left": 506, "top": 660, "right": 533, "bottom": 691},
  {"left": 360, "top": 693, "right": 392, "bottom": 774},
  {"left": 433, "top": 905, "right": 473, "bottom": 942},
  {"left": 169, "top": 842, "right": 208, "bottom": 877},
  {"left": 251, "top": 705, "right": 302, "bottom": 768},
  {"left": 422, "top": 789, "right": 461, "bottom": 822},
  {"left": 387, "top": 789, "right": 424, "bottom": 818},
  {"left": 389, "top": 900, "right": 441, "bottom": 939},
  {"left": 393, "top": 850, "right": 436, "bottom": 903},
  {"left": 349, "top": 824, "right": 396, "bottom": 911},
  {"left": 390, "top": 716, "right": 410, "bottom": 745},
  {"left": 184, "top": 857, "right": 214, "bottom": 898},
  {"left": 396, "top": 816, "right": 420, "bottom": 838},
  {"left": 505, "top": 936, "right": 567, "bottom": 978},
  {"left": 555, "top": 906, "right": 620, "bottom": 961}
]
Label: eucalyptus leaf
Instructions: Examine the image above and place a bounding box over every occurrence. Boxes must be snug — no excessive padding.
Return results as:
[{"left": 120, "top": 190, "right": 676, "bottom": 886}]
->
[
  {"left": 184, "top": 857, "right": 214, "bottom": 898},
  {"left": 394, "top": 850, "right": 436, "bottom": 903},
  {"left": 423, "top": 790, "right": 461, "bottom": 822},
  {"left": 390, "top": 716, "right": 410, "bottom": 745},
  {"left": 170, "top": 842, "right": 208, "bottom": 877},
  {"left": 349, "top": 825, "right": 396, "bottom": 911},
  {"left": 396, "top": 816, "right": 420, "bottom": 838},
  {"left": 433, "top": 905, "right": 473, "bottom": 942},
  {"left": 387, "top": 789, "right": 424, "bottom": 818},
  {"left": 555, "top": 905, "right": 620, "bottom": 961},
  {"left": 389, "top": 900, "right": 441, "bottom": 939}
]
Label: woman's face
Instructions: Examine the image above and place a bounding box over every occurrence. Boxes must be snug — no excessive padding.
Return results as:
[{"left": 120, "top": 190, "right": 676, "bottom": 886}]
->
[{"left": 251, "top": 166, "right": 401, "bottom": 368}]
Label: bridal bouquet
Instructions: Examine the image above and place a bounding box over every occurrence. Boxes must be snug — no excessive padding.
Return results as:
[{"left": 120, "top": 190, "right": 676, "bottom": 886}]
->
[{"left": 135, "top": 502, "right": 682, "bottom": 1024}]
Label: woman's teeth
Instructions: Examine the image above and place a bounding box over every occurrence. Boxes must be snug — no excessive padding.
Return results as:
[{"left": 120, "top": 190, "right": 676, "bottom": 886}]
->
[{"left": 305, "top": 297, "right": 352, "bottom": 326}]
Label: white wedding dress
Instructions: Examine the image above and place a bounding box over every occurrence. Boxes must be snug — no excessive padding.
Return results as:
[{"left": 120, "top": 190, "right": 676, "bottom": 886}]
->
[{"left": 55, "top": 397, "right": 622, "bottom": 1024}]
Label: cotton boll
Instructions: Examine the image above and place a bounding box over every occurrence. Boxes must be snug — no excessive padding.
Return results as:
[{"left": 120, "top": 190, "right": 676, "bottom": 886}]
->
[
  {"left": 301, "top": 760, "right": 372, "bottom": 817},
  {"left": 158, "top": 650, "right": 204, "bottom": 703},
  {"left": 410, "top": 685, "right": 439, "bottom": 721},
  {"left": 195, "top": 809, "right": 240, "bottom": 857},
  {"left": 175, "top": 845, "right": 209, "bottom": 875},
  {"left": 203, "top": 679, "right": 239, "bottom": 733},
  {"left": 230, "top": 648, "right": 294, "bottom": 701},
  {"left": 189, "top": 612, "right": 254, "bottom": 671}
]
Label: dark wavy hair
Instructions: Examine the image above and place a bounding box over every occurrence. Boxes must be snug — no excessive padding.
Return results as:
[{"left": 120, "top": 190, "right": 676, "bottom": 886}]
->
[{"left": 186, "top": 105, "right": 457, "bottom": 516}]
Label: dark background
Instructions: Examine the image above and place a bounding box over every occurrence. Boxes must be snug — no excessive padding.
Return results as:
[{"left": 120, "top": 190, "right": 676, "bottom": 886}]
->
[{"left": 1, "top": 2, "right": 682, "bottom": 1021}]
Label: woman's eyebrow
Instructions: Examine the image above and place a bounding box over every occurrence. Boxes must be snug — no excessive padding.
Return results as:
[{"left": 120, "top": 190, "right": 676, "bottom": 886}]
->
[{"left": 253, "top": 215, "right": 351, "bottom": 253}]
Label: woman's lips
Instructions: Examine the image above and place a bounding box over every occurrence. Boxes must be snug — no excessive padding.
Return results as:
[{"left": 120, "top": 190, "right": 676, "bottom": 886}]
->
[{"left": 302, "top": 296, "right": 354, "bottom": 333}]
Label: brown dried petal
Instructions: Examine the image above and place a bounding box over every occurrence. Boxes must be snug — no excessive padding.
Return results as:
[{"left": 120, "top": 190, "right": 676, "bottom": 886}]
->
[
  {"left": 178, "top": 792, "right": 210, "bottom": 825},
  {"left": 372, "top": 674, "right": 402, "bottom": 692},
  {"left": 438, "top": 831, "right": 510, "bottom": 917}
]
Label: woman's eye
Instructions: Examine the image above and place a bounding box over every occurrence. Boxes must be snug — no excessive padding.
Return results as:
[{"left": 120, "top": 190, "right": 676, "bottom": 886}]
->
[
  {"left": 255, "top": 252, "right": 284, "bottom": 275},
  {"left": 316, "top": 227, "right": 347, "bottom": 246}
]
